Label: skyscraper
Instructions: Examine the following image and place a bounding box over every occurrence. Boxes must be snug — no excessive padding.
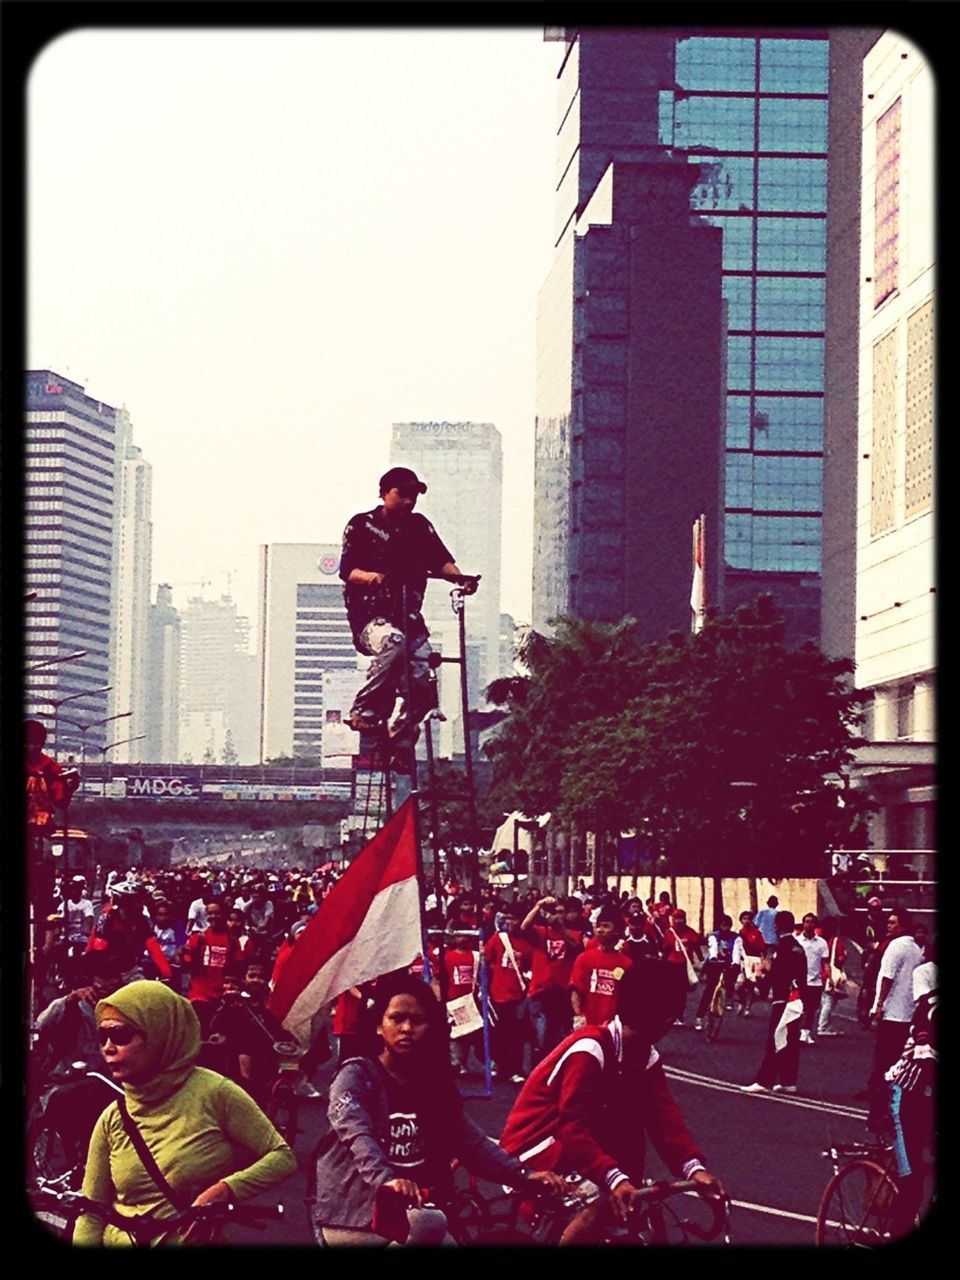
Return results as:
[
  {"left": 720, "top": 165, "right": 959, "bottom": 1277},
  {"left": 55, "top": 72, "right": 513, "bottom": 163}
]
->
[
  {"left": 25, "top": 371, "right": 117, "bottom": 750},
  {"left": 534, "top": 29, "right": 830, "bottom": 644},
  {"left": 145, "top": 583, "right": 181, "bottom": 762},
  {"left": 257, "top": 543, "right": 358, "bottom": 762},
  {"left": 389, "top": 421, "right": 503, "bottom": 752},
  {"left": 108, "top": 406, "right": 153, "bottom": 763},
  {"left": 178, "top": 595, "right": 256, "bottom": 764}
]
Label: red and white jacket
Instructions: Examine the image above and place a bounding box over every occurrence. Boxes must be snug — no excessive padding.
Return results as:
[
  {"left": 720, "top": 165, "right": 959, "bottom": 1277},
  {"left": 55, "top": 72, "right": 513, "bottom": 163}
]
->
[{"left": 499, "top": 1020, "right": 705, "bottom": 1193}]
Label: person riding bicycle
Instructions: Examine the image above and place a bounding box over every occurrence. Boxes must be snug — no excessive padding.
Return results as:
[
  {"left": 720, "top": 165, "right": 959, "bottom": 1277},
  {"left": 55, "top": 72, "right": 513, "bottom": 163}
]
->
[
  {"left": 499, "top": 957, "right": 726, "bottom": 1245},
  {"left": 339, "top": 466, "right": 478, "bottom": 751},
  {"left": 693, "top": 915, "right": 738, "bottom": 1032},
  {"left": 210, "top": 961, "right": 294, "bottom": 1110},
  {"left": 75, "top": 979, "right": 295, "bottom": 1245},
  {"left": 86, "top": 883, "right": 172, "bottom": 986},
  {"left": 310, "top": 972, "right": 563, "bottom": 1245}
]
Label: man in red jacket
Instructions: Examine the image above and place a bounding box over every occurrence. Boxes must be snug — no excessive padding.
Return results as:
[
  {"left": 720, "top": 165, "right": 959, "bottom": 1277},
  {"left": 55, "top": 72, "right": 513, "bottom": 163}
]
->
[{"left": 500, "top": 958, "right": 725, "bottom": 1244}]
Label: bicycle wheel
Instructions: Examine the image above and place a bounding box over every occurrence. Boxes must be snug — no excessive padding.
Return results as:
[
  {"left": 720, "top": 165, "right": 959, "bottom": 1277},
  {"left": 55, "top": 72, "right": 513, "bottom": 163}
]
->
[
  {"left": 815, "top": 1159, "right": 899, "bottom": 1246},
  {"left": 268, "top": 1081, "right": 300, "bottom": 1147},
  {"left": 704, "top": 986, "right": 726, "bottom": 1043}
]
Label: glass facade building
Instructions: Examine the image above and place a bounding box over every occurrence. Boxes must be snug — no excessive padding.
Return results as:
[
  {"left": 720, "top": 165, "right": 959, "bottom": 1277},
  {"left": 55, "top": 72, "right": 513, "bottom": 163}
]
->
[
  {"left": 535, "top": 30, "right": 829, "bottom": 641},
  {"left": 25, "top": 371, "right": 118, "bottom": 747}
]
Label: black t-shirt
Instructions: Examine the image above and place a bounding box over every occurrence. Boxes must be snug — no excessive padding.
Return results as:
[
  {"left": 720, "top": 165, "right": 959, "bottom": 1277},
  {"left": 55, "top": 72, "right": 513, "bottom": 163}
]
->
[
  {"left": 378, "top": 1065, "right": 448, "bottom": 1191},
  {"left": 768, "top": 934, "right": 808, "bottom": 1002},
  {"left": 339, "top": 507, "right": 454, "bottom": 642}
]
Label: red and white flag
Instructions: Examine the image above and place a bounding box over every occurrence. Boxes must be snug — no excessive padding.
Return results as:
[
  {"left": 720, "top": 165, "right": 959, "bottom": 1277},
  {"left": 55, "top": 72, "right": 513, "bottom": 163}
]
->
[
  {"left": 690, "top": 514, "right": 705, "bottom": 633},
  {"left": 268, "top": 799, "right": 421, "bottom": 1045},
  {"left": 773, "top": 990, "right": 804, "bottom": 1053}
]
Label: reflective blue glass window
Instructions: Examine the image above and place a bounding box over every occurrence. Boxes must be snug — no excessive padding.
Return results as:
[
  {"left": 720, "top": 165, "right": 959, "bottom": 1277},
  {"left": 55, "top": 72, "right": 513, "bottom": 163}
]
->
[
  {"left": 723, "top": 276, "right": 753, "bottom": 330},
  {"left": 751, "top": 396, "right": 823, "bottom": 451},
  {"left": 758, "top": 158, "right": 827, "bottom": 212},
  {"left": 755, "top": 337, "right": 824, "bottom": 391},
  {"left": 676, "top": 36, "right": 756, "bottom": 91},
  {"left": 675, "top": 95, "right": 755, "bottom": 151},
  {"left": 726, "top": 396, "right": 752, "bottom": 448},
  {"left": 727, "top": 335, "right": 752, "bottom": 389},
  {"left": 753, "top": 455, "right": 822, "bottom": 511},
  {"left": 755, "top": 277, "right": 825, "bottom": 332},
  {"left": 689, "top": 155, "right": 755, "bottom": 211},
  {"left": 756, "top": 216, "right": 826, "bottom": 270},
  {"left": 699, "top": 215, "right": 754, "bottom": 269},
  {"left": 724, "top": 513, "right": 821, "bottom": 571},
  {"left": 759, "top": 98, "right": 828, "bottom": 154},
  {"left": 759, "top": 39, "right": 829, "bottom": 94},
  {"left": 725, "top": 453, "right": 754, "bottom": 507}
]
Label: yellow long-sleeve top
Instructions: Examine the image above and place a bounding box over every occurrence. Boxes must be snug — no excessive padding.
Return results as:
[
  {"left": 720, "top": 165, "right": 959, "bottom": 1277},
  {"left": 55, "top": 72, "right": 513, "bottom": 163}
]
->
[{"left": 74, "top": 1067, "right": 296, "bottom": 1245}]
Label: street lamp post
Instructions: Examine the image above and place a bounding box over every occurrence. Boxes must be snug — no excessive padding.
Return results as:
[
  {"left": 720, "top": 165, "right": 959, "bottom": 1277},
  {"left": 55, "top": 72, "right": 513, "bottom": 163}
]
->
[
  {"left": 33, "top": 684, "right": 113, "bottom": 758},
  {"left": 60, "top": 710, "right": 131, "bottom": 793},
  {"left": 100, "top": 735, "right": 147, "bottom": 784}
]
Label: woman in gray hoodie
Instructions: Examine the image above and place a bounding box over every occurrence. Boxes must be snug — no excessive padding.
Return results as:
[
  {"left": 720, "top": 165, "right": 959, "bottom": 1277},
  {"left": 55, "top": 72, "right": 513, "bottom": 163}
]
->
[{"left": 309, "top": 972, "right": 561, "bottom": 1244}]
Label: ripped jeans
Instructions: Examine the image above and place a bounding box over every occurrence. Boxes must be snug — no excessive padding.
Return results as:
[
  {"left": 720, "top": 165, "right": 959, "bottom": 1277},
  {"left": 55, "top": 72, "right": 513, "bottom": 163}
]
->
[{"left": 350, "top": 617, "right": 437, "bottom": 727}]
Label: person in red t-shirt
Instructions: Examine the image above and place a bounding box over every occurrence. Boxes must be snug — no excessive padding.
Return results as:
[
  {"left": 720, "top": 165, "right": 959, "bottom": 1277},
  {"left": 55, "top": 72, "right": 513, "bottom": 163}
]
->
[
  {"left": 440, "top": 932, "right": 481, "bottom": 1075},
  {"left": 332, "top": 983, "right": 373, "bottom": 1065},
  {"left": 482, "top": 904, "right": 533, "bottom": 1084},
  {"left": 181, "top": 896, "right": 245, "bottom": 1034},
  {"left": 520, "top": 894, "right": 584, "bottom": 1064},
  {"left": 661, "top": 909, "right": 703, "bottom": 1027},
  {"left": 732, "top": 909, "right": 767, "bottom": 1015},
  {"left": 570, "top": 909, "right": 634, "bottom": 1028}
]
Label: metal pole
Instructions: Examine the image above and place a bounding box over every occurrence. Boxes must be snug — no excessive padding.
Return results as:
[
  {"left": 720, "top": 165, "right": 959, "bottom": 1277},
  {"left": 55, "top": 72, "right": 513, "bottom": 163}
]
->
[
  {"left": 454, "top": 592, "right": 480, "bottom": 895},
  {"left": 423, "top": 719, "right": 448, "bottom": 1004}
]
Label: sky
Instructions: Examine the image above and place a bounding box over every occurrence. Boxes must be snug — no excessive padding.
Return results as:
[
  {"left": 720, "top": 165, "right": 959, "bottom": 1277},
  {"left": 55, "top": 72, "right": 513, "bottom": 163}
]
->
[{"left": 27, "top": 26, "right": 561, "bottom": 630}]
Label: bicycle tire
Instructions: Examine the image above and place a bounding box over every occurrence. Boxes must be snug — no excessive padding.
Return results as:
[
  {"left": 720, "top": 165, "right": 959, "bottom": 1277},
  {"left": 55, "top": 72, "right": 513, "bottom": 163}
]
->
[
  {"left": 704, "top": 987, "right": 726, "bottom": 1043},
  {"left": 815, "top": 1158, "right": 899, "bottom": 1246},
  {"left": 268, "top": 1081, "right": 299, "bottom": 1147}
]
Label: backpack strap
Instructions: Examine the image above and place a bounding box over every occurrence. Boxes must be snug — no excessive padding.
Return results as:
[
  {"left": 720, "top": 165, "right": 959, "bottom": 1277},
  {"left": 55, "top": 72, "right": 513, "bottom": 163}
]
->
[{"left": 116, "top": 1096, "right": 192, "bottom": 1211}]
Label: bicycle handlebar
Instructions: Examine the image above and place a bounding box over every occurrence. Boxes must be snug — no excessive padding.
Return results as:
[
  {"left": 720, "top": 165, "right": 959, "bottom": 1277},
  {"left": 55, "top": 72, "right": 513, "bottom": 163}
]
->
[
  {"left": 33, "top": 1188, "right": 284, "bottom": 1241},
  {"left": 626, "top": 1179, "right": 731, "bottom": 1243}
]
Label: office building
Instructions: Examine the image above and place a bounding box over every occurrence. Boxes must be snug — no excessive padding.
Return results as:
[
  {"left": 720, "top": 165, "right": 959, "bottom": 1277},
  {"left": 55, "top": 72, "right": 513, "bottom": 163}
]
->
[
  {"left": 145, "top": 583, "right": 181, "bottom": 762},
  {"left": 179, "top": 594, "right": 256, "bottom": 764},
  {"left": 390, "top": 421, "right": 503, "bottom": 753},
  {"left": 257, "top": 543, "right": 359, "bottom": 762},
  {"left": 534, "top": 29, "right": 831, "bottom": 644},
  {"left": 24, "top": 371, "right": 117, "bottom": 751},
  {"left": 107, "top": 407, "right": 153, "bottom": 763},
  {"left": 836, "top": 32, "right": 934, "bottom": 850}
]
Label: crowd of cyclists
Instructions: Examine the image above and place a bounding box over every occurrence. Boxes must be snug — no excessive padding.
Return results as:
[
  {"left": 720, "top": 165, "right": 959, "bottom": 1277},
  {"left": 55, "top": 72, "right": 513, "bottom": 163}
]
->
[{"left": 27, "top": 855, "right": 935, "bottom": 1246}]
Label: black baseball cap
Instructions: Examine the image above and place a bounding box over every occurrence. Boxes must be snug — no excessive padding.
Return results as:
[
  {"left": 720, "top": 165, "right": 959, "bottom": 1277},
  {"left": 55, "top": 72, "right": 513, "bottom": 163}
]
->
[{"left": 379, "top": 466, "right": 427, "bottom": 496}]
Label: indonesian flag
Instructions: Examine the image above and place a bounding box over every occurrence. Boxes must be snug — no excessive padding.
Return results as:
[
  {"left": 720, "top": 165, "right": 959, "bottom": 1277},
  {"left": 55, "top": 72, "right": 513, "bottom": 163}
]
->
[
  {"left": 268, "top": 799, "right": 421, "bottom": 1045},
  {"left": 690, "top": 514, "right": 705, "bottom": 633},
  {"left": 773, "top": 991, "right": 804, "bottom": 1053}
]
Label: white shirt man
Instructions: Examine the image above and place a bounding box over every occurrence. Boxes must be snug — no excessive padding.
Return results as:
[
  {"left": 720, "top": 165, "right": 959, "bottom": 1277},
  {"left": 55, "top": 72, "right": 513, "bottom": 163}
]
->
[
  {"left": 796, "top": 915, "right": 830, "bottom": 1044},
  {"left": 872, "top": 930, "right": 924, "bottom": 1023},
  {"left": 187, "top": 896, "right": 209, "bottom": 933}
]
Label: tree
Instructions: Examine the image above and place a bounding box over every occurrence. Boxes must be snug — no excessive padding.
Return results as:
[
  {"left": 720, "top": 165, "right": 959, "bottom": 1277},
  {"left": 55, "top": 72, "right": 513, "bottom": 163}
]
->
[
  {"left": 484, "top": 597, "right": 873, "bottom": 897},
  {"left": 221, "top": 730, "right": 238, "bottom": 766}
]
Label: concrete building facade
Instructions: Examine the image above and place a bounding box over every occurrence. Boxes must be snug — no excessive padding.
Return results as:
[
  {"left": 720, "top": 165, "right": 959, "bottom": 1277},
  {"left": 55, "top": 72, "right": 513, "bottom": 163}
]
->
[
  {"left": 178, "top": 595, "right": 257, "bottom": 764},
  {"left": 145, "top": 583, "right": 181, "bottom": 763},
  {"left": 256, "top": 543, "right": 358, "bottom": 763},
  {"left": 107, "top": 407, "right": 153, "bottom": 763}
]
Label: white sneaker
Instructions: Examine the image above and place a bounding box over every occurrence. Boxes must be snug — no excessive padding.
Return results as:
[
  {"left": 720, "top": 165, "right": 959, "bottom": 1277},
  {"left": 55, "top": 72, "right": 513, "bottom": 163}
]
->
[
  {"left": 693, "top": 1019, "right": 704, "bottom": 1031},
  {"left": 818, "top": 1028, "right": 842, "bottom": 1037},
  {"left": 740, "top": 1083, "right": 769, "bottom": 1094},
  {"left": 509, "top": 1074, "right": 526, "bottom": 1085},
  {"left": 773, "top": 1084, "right": 798, "bottom": 1094},
  {"left": 800, "top": 1030, "right": 814, "bottom": 1044},
  {"left": 386, "top": 697, "right": 407, "bottom": 739},
  {"left": 673, "top": 1019, "right": 685, "bottom": 1027}
]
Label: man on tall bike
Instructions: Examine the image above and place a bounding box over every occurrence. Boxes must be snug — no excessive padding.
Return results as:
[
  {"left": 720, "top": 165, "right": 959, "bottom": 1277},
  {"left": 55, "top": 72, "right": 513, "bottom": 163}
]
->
[{"left": 339, "top": 466, "right": 477, "bottom": 765}]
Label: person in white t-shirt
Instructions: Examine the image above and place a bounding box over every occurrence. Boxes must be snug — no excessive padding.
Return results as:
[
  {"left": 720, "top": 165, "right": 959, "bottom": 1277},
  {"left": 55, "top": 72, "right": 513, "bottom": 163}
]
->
[
  {"left": 865, "top": 908, "right": 923, "bottom": 1136},
  {"left": 796, "top": 914, "right": 830, "bottom": 1044}
]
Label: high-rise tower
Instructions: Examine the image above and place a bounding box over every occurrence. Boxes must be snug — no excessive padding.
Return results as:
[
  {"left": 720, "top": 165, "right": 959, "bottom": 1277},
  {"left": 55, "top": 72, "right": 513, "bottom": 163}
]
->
[
  {"left": 24, "top": 371, "right": 117, "bottom": 752},
  {"left": 534, "top": 29, "right": 830, "bottom": 644}
]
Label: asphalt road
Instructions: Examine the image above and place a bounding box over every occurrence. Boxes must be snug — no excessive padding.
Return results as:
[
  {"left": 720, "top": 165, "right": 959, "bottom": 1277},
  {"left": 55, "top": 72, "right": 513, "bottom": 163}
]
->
[{"left": 228, "top": 991, "right": 881, "bottom": 1249}]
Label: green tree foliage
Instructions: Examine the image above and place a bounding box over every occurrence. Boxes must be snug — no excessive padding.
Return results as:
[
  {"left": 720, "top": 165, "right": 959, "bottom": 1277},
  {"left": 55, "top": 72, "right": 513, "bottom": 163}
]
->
[{"left": 483, "top": 597, "right": 872, "bottom": 880}]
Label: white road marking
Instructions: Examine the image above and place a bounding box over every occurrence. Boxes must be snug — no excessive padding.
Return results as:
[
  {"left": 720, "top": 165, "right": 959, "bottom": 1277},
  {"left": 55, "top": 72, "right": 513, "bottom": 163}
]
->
[
  {"left": 663, "top": 1065, "right": 868, "bottom": 1119},
  {"left": 729, "top": 1198, "right": 820, "bottom": 1225}
]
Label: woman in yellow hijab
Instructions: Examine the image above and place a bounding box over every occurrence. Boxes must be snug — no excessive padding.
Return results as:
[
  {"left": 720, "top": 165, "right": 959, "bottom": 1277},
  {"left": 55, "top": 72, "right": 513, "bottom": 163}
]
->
[{"left": 74, "top": 980, "right": 296, "bottom": 1245}]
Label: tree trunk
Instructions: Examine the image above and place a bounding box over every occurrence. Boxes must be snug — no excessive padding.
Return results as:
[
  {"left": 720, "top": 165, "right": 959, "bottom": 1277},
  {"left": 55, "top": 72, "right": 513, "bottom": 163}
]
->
[
  {"left": 670, "top": 875, "right": 678, "bottom": 913},
  {"left": 698, "top": 877, "right": 706, "bottom": 935},
  {"left": 749, "top": 878, "right": 759, "bottom": 914},
  {"left": 712, "top": 877, "right": 724, "bottom": 930}
]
